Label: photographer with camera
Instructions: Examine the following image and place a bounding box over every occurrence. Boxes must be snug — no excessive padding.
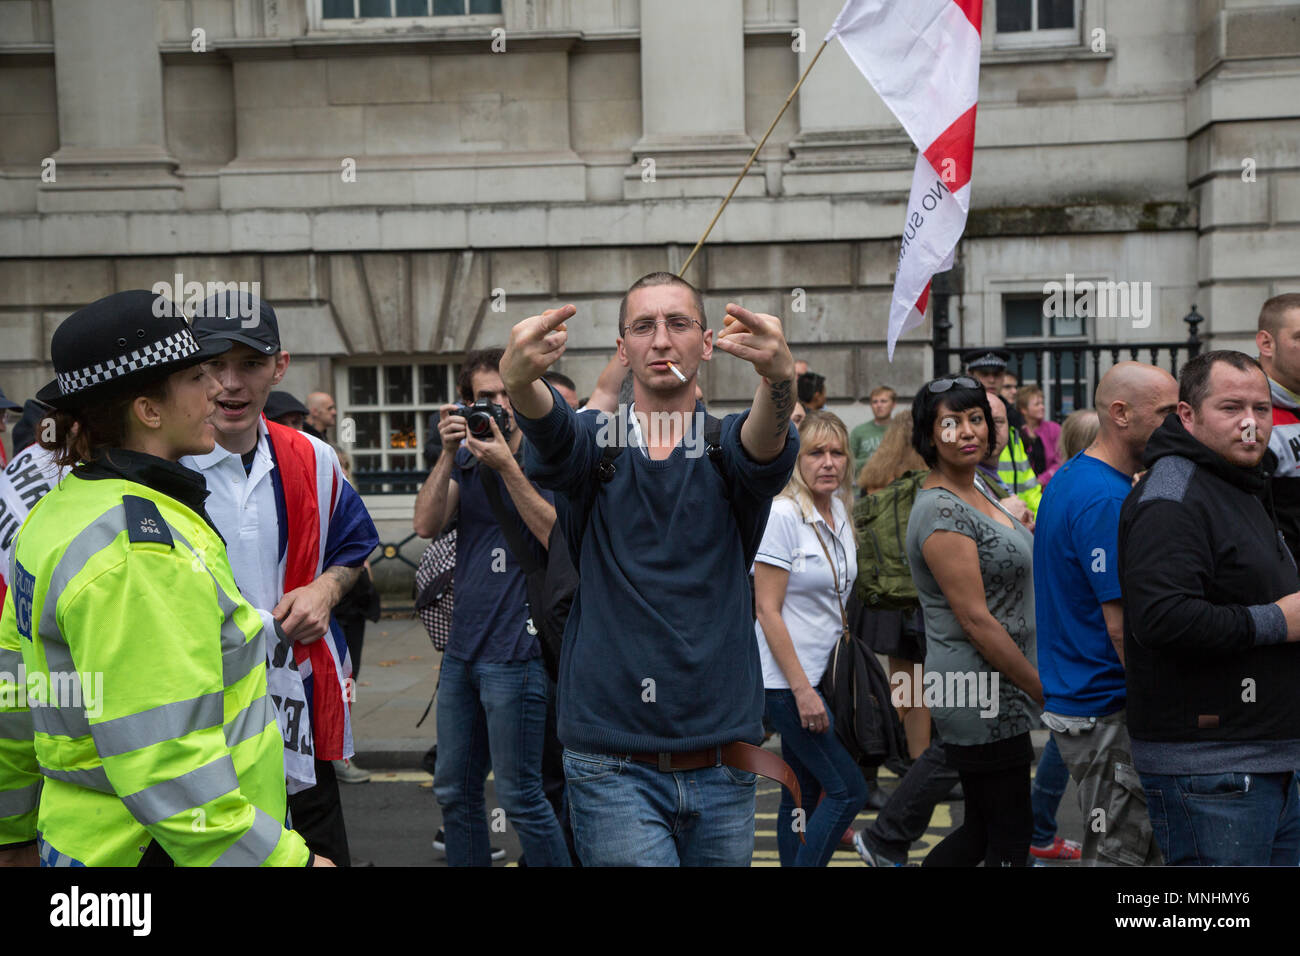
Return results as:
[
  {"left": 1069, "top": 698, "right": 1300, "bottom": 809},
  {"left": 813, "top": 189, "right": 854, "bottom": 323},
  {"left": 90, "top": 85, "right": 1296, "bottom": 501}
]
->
[{"left": 413, "top": 348, "right": 570, "bottom": 867}]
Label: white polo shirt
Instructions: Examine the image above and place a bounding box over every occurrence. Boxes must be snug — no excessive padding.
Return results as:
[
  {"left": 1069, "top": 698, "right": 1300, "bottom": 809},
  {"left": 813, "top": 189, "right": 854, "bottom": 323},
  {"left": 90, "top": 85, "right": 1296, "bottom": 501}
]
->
[
  {"left": 181, "top": 418, "right": 329, "bottom": 792},
  {"left": 754, "top": 495, "right": 858, "bottom": 690},
  {"left": 182, "top": 418, "right": 281, "bottom": 613}
]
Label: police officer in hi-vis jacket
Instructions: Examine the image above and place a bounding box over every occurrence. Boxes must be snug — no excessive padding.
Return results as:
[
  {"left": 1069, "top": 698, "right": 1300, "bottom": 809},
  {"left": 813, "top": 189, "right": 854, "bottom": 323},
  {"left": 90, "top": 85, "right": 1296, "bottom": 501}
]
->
[{"left": 0, "top": 290, "right": 331, "bottom": 867}]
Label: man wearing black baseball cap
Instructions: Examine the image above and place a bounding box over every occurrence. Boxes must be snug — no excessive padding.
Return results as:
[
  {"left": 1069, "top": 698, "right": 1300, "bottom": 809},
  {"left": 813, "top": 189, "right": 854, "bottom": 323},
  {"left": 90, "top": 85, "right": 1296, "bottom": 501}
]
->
[{"left": 181, "top": 289, "right": 378, "bottom": 864}]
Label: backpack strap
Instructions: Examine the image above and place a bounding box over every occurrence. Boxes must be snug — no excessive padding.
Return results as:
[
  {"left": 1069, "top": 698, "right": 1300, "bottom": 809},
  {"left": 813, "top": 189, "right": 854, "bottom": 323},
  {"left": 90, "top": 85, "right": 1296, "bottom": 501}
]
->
[
  {"left": 704, "top": 414, "right": 724, "bottom": 466},
  {"left": 595, "top": 410, "right": 727, "bottom": 483}
]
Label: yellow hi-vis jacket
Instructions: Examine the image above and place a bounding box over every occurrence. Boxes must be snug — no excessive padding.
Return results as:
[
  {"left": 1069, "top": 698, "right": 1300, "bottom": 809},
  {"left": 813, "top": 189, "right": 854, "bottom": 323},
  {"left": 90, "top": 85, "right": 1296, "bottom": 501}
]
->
[
  {"left": 997, "top": 426, "right": 1043, "bottom": 517},
  {"left": 0, "top": 467, "right": 309, "bottom": 866}
]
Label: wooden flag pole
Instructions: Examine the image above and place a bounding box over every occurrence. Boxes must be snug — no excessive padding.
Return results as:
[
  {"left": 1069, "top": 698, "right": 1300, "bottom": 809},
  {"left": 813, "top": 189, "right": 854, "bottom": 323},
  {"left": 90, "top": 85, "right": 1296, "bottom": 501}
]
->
[{"left": 677, "top": 38, "right": 830, "bottom": 279}]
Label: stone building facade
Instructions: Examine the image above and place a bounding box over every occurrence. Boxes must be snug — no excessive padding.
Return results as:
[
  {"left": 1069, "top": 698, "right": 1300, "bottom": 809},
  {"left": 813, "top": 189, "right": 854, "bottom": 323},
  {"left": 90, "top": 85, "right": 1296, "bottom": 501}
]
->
[{"left": 1, "top": 0, "right": 1297, "bottom": 587}]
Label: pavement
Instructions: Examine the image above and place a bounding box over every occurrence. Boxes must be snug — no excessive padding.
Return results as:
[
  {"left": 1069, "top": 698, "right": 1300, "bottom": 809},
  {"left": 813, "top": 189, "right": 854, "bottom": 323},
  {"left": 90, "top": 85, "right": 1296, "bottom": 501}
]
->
[
  {"left": 349, "top": 614, "right": 442, "bottom": 768},
  {"left": 342, "top": 614, "right": 1083, "bottom": 866}
]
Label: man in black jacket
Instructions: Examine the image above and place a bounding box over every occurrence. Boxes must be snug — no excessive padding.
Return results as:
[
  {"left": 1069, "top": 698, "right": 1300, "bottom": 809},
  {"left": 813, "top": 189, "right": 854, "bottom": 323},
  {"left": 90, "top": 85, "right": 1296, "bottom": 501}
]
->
[{"left": 1119, "top": 349, "right": 1300, "bottom": 866}]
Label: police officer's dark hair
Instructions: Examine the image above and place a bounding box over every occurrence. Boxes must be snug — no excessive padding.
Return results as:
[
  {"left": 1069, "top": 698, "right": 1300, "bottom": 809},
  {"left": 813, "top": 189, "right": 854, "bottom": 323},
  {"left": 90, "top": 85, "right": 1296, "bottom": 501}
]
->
[
  {"left": 457, "top": 348, "right": 505, "bottom": 404},
  {"left": 910, "top": 379, "right": 997, "bottom": 467},
  {"left": 1178, "top": 350, "right": 1266, "bottom": 412},
  {"left": 40, "top": 375, "right": 172, "bottom": 470}
]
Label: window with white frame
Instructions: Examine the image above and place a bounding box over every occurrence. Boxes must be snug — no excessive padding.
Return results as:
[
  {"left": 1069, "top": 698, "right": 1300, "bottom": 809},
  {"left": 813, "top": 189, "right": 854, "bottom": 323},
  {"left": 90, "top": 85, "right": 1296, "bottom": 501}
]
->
[
  {"left": 1003, "top": 294, "right": 1090, "bottom": 418},
  {"left": 320, "top": 0, "right": 501, "bottom": 22},
  {"left": 994, "top": 0, "right": 1080, "bottom": 48},
  {"left": 338, "top": 361, "right": 459, "bottom": 494}
]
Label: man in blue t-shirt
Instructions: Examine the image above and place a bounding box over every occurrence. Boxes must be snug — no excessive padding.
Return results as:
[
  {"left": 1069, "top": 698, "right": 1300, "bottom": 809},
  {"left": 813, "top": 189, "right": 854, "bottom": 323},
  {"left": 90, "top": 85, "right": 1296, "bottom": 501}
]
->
[
  {"left": 499, "top": 272, "right": 799, "bottom": 866},
  {"left": 412, "top": 348, "right": 570, "bottom": 867},
  {"left": 1033, "top": 361, "right": 1177, "bottom": 866}
]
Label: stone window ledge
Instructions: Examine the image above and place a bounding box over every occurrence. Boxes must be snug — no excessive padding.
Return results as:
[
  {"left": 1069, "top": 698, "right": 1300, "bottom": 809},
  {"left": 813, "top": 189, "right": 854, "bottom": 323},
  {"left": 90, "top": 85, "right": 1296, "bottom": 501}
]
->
[{"left": 982, "top": 45, "right": 1114, "bottom": 66}]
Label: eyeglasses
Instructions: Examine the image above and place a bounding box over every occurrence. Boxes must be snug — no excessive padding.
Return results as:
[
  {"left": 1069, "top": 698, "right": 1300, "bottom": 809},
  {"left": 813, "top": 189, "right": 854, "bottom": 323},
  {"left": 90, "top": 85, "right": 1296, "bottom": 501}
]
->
[
  {"left": 624, "top": 317, "right": 705, "bottom": 337},
  {"left": 927, "top": 376, "right": 979, "bottom": 393}
]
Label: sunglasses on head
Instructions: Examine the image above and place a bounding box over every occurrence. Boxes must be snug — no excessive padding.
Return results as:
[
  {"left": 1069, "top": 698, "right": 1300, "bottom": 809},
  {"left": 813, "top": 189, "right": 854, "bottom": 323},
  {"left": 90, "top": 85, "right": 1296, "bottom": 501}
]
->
[{"left": 927, "top": 376, "right": 979, "bottom": 393}]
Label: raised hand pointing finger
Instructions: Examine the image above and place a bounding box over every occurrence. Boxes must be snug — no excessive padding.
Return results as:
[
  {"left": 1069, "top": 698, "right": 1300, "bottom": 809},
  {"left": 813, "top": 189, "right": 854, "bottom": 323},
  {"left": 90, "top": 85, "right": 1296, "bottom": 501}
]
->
[{"left": 502, "top": 303, "right": 577, "bottom": 393}]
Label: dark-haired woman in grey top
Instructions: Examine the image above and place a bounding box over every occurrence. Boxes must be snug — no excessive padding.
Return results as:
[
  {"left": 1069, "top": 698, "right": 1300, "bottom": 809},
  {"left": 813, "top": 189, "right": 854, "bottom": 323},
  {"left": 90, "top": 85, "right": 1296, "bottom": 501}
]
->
[{"left": 905, "top": 377, "right": 1043, "bottom": 867}]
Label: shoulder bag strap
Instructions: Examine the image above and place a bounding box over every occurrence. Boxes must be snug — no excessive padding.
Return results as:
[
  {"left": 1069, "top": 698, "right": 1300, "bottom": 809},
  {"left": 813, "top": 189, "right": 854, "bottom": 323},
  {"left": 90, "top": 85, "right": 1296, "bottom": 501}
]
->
[
  {"left": 811, "top": 520, "right": 850, "bottom": 641},
  {"left": 481, "top": 468, "right": 543, "bottom": 576}
]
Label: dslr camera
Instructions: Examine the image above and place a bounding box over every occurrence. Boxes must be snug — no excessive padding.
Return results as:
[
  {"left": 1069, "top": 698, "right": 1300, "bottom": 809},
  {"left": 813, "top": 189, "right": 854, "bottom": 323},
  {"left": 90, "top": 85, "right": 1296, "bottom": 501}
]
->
[{"left": 451, "top": 399, "right": 512, "bottom": 440}]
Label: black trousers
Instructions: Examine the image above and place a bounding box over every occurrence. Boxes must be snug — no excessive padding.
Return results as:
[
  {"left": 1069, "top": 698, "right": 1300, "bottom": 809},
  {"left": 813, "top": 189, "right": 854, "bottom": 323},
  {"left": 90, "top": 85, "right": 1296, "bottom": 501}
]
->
[
  {"left": 339, "top": 616, "right": 365, "bottom": 680},
  {"left": 288, "top": 757, "right": 352, "bottom": 867},
  {"left": 922, "top": 753, "right": 1032, "bottom": 867},
  {"left": 864, "top": 735, "right": 961, "bottom": 864}
]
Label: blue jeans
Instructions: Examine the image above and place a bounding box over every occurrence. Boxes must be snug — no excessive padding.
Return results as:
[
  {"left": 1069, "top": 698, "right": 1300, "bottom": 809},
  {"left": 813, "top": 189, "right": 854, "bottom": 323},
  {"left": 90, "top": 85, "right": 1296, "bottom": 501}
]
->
[
  {"left": 1139, "top": 770, "right": 1300, "bottom": 866},
  {"left": 562, "top": 749, "right": 756, "bottom": 866},
  {"left": 1030, "top": 734, "right": 1069, "bottom": 846},
  {"left": 764, "top": 689, "right": 869, "bottom": 866},
  {"left": 433, "top": 656, "right": 570, "bottom": 866}
]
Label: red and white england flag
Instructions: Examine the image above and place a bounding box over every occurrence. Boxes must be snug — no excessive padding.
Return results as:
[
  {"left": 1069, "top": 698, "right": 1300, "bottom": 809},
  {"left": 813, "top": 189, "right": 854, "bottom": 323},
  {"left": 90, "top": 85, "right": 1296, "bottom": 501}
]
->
[{"left": 828, "top": 0, "right": 982, "bottom": 359}]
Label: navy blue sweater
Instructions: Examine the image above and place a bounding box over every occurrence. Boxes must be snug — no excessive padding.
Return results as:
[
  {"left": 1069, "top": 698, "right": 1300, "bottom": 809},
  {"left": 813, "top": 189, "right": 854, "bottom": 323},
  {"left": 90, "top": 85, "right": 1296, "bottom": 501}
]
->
[{"left": 515, "top": 383, "right": 799, "bottom": 754}]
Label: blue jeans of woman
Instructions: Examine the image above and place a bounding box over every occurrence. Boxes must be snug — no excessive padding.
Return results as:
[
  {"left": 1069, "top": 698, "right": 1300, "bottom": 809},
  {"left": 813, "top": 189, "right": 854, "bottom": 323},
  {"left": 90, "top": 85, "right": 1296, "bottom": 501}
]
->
[{"left": 765, "top": 688, "right": 869, "bottom": 866}]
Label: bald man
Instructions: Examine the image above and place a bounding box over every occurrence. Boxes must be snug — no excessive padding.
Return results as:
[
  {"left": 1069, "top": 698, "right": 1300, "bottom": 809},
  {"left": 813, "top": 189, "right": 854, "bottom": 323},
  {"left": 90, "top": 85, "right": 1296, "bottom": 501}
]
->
[
  {"left": 1032, "top": 362, "right": 1177, "bottom": 866},
  {"left": 306, "top": 391, "right": 337, "bottom": 441}
]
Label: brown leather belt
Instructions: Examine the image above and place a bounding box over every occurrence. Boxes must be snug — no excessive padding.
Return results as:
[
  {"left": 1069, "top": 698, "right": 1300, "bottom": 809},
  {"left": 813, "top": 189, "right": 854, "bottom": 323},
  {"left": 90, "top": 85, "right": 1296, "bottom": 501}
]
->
[{"left": 625, "top": 742, "right": 805, "bottom": 843}]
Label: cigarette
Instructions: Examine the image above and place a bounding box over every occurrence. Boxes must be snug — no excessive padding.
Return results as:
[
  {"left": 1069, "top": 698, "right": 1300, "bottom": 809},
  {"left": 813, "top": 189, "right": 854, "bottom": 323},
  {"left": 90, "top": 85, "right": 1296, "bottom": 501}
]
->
[{"left": 666, "top": 361, "right": 688, "bottom": 383}]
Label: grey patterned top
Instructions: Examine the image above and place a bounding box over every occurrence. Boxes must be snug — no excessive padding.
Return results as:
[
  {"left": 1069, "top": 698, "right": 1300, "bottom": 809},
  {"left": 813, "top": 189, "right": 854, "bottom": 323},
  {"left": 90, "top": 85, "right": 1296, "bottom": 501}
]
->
[{"left": 906, "top": 485, "right": 1037, "bottom": 746}]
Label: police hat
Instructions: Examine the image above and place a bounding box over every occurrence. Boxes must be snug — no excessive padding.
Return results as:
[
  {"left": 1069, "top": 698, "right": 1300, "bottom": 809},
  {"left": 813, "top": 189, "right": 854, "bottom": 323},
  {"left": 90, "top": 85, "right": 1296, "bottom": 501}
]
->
[
  {"left": 36, "top": 290, "right": 231, "bottom": 410},
  {"left": 961, "top": 348, "right": 1012, "bottom": 371}
]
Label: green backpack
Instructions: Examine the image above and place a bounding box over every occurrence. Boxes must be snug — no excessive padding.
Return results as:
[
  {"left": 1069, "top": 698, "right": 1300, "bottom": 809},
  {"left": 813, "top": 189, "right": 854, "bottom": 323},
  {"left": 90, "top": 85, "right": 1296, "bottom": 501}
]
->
[{"left": 853, "top": 469, "right": 927, "bottom": 611}]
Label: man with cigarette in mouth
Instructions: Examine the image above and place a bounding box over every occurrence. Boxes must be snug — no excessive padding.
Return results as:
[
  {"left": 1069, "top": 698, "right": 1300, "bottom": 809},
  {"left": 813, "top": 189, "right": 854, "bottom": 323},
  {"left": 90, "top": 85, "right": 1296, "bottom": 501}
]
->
[{"left": 499, "top": 272, "right": 799, "bottom": 866}]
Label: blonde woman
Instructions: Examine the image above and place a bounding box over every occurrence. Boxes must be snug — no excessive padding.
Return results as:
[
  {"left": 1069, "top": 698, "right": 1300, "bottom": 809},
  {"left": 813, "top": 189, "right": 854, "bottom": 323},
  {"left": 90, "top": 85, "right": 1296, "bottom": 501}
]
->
[
  {"left": 754, "top": 411, "right": 866, "bottom": 866},
  {"left": 1039, "top": 408, "right": 1099, "bottom": 484},
  {"left": 857, "top": 413, "right": 926, "bottom": 495}
]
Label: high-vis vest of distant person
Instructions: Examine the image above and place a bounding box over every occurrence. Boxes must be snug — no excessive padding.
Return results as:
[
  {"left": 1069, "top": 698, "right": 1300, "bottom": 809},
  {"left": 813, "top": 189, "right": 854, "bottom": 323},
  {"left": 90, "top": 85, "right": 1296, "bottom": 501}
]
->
[
  {"left": 998, "top": 426, "right": 1043, "bottom": 516},
  {"left": 0, "top": 471, "right": 310, "bottom": 866}
]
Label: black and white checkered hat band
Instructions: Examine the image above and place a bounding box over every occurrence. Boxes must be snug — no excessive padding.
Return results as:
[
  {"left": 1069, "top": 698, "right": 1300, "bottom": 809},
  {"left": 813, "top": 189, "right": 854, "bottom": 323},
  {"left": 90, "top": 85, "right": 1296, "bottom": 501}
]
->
[{"left": 55, "top": 328, "right": 200, "bottom": 396}]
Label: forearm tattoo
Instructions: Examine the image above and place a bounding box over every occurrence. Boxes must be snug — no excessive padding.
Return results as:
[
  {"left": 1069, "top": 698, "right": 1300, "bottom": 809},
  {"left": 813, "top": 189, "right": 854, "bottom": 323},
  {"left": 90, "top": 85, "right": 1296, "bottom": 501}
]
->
[
  {"left": 320, "top": 564, "right": 363, "bottom": 605},
  {"left": 768, "top": 378, "right": 794, "bottom": 438}
]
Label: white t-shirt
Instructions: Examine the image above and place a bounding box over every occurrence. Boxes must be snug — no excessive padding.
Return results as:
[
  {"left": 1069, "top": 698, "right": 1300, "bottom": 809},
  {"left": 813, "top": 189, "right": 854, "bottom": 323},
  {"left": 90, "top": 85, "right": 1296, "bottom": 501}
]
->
[{"left": 754, "top": 495, "right": 857, "bottom": 690}]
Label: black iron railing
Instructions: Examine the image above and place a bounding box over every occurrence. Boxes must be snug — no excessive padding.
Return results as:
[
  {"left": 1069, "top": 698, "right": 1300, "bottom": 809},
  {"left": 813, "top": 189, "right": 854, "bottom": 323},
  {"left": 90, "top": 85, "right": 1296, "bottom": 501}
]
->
[
  {"left": 933, "top": 301, "right": 1206, "bottom": 421},
  {"left": 355, "top": 469, "right": 424, "bottom": 496}
]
